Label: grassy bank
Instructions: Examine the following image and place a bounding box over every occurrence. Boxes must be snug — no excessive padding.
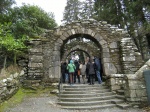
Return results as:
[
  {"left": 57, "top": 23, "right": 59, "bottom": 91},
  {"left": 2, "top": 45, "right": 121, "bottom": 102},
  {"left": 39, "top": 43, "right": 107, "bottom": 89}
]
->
[{"left": 0, "top": 87, "right": 55, "bottom": 112}]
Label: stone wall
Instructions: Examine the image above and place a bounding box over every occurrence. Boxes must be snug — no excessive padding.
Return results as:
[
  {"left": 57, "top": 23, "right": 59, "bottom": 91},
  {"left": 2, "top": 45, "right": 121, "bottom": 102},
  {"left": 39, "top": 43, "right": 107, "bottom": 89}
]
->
[
  {"left": 0, "top": 70, "right": 24, "bottom": 103},
  {"left": 121, "top": 38, "right": 144, "bottom": 74},
  {"left": 124, "top": 59, "right": 150, "bottom": 103},
  {"left": 107, "top": 74, "right": 125, "bottom": 92}
]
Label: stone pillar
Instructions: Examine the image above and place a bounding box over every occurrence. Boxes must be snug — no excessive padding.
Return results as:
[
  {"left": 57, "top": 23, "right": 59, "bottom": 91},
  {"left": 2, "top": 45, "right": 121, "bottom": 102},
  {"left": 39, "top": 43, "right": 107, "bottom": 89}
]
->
[
  {"left": 26, "top": 39, "right": 44, "bottom": 86},
  {"left": 107, "top": 74, "right": 125, "bottom": 92}
]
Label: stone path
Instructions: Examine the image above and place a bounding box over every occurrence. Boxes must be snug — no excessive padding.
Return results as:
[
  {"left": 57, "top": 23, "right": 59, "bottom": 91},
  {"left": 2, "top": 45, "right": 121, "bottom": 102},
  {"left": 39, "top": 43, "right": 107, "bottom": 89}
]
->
[{"left": 5, "top": 94, "right": 146, "bottom": 112}]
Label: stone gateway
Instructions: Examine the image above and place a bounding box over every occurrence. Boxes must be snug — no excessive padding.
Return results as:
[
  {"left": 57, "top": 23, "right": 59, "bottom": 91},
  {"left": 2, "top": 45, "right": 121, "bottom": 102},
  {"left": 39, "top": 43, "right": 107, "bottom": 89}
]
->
[{"left": 23, "top": 20, "right": 148, "bottom": 104}]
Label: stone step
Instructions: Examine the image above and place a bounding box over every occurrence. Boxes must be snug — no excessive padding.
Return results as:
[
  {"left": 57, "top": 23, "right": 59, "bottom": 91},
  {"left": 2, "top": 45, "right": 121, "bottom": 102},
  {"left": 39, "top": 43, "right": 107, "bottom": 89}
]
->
[
  {"left": 61, "top": 104, "right": 116, "bottom": 110},
  {"left": 62, "top": 89, "right": 110, "bottom": 94},
  {"left": 59, "top": 93, "right": 116, "bottom": 99},
  {"left": 116, "top": 90, "right": 125, "bottom": 95},
  {"left": 59, "top": 96, "right": 123, "bottom": 102},
  {"left": 63, "top": 88, "right": 110, "bottom": 92},
  {"left": 58, "top": 99, "right": 124, "bottom": 106},
  {"left": 63, "top": 84, "right": 107, "bottom": 89},
  {"left": 116, "top": 95, "right": 125, "bottom": 100},
  {"left": 58, "top": 84, "right": 127, "bottom": 110},
  {"left": 116, "top": 103, "right": 131, "bottom": 109}
]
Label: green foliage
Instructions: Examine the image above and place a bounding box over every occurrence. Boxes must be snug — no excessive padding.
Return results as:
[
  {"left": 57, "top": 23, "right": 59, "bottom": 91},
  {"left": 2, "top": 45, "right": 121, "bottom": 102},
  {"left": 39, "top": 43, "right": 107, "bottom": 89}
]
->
[
  {"left": 0, "top": 4, "right": 58, "bottom": 67},
  {"left": 6, "top": 4, "right": 57, "bottom": 38},
  {"left": 63, "top": 0, "right": 81, "bottom": 23},
  {"left": 80, "top": 0, "right": 95, "bottom": 20},
  {"left": 94, "top": 0, "right": 150, "bottom": 55},
  {"left": 0, "top": 0, "right": 15, "bottom": 14},
  {"left": 0, "top": 23, "right": 28, "bottom": 67}
]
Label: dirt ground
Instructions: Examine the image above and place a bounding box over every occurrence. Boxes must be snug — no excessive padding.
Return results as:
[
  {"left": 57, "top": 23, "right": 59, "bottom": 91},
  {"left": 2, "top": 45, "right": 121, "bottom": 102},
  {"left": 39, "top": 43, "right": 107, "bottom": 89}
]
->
[{"left": 4, "top": 93, "right": 148, "bottom": 112}]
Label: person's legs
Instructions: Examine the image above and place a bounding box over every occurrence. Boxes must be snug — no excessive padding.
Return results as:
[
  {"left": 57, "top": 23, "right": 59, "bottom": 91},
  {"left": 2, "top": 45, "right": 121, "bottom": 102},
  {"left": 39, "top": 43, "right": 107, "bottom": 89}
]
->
[
  {"left": 89, "top": 75, "right": 92, "bottom": 85},
  {"left": 74, "top": 72, "right": 77, "bottom": 83},
  {"left": 62, "top": 73, "right": 65, "bottom": 83},
  {"left": 68, "top": 74, "right": 70, "bottom": 83},
  {"left": 72, "top": 73, "right": 74, "bottom": 84},
  {"left": 70, "top": 73, "right": 72, "bottom": 84},
  {"left": 96, "top": 71, "right": 102, "bottom": 84},
  {"left": 92, "top": 74, "right": 95, "bottom": 84},
  {"left": 65, "top": 73, "right": 68, "bottom": 83},
  {"left": 77, "top": 74, "right": 80, "bottom": 83},
  {"left": 82, "top": 75, "right": 85, "bottom": 84}
]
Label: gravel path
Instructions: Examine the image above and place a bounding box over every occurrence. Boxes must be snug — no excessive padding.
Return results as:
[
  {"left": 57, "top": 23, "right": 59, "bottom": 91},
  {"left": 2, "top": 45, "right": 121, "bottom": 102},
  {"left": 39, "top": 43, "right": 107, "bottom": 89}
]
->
[{"left": 5, "top": 94, "right": 146, "bottom": 112}]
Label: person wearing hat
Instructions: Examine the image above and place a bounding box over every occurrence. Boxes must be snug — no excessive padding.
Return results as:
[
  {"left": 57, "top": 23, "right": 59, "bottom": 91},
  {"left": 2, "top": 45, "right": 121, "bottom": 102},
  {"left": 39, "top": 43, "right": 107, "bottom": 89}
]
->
[{"left": 67, "top": 60, "right": 76, "bottom": 85}]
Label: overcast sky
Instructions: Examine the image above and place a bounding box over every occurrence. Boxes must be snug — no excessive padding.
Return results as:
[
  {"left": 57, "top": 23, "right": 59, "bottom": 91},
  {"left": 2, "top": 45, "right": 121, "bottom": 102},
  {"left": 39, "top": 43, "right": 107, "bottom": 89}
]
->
[
  {"left": 14, "top": 0, "right": 67, "bottom": 25},
  {"left": 14, "top": 0, "right": 85, "bottom": 25}
]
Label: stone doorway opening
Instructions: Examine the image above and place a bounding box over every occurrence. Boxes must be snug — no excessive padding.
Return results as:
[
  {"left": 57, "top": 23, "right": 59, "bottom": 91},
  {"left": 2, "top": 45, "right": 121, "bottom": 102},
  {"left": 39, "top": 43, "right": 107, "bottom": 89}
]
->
[{"left": 60, "top": 34, "right": 104, "bottom": 84}]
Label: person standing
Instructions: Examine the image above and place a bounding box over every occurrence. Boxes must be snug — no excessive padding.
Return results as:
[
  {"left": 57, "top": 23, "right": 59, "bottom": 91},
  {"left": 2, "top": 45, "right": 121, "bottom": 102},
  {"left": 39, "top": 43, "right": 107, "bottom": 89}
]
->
[
  {"left": 80, "top": 62, "right": 86, "bottom": 84},
  {"left": 94, "top": 57, "right": 102, "bottom": 84},
  {"left": 61, "top": 61, "right": 66, "bottom": 83},
  {"left": 74, "top": 60, "right": 80, "bottom": 83},
  {"left": 67, "top": 60, "right": 76, "bottom": 85},
  {"left": 64, "top": 62, "right": 69, "bottom": 83},
  {"left": 86, "top": 58, "right": 96, "bottom": 85}
]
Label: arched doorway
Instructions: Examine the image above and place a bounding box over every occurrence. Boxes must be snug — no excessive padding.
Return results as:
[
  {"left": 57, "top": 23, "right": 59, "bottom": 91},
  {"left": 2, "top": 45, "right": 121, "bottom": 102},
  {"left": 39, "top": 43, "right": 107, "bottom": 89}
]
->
[
  {"left": 27, "top": 20, "right": 130, "bottom": 83},
  {"left": 52, "top": 27, "right": 119, "bottom": 81}
]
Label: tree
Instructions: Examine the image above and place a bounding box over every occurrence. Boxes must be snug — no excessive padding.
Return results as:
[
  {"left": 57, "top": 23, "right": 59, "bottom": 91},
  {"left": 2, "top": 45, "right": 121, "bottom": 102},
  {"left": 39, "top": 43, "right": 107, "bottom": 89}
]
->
[
  {"left": 0, "top": 23, "right": 27, "bottom": 68},
  {"left": 94, "top": 0, "right": 124, "bottom": 27},
  {"left": 80, "top": 0, "right": 95, "bottom": 20},
  {"left": 0, "top": 0, "right": 15, "bottom": 14},
  {"left": 94, "top": 0, "right": 150, "bottom": 59},
  {"left": 63, "top": 0, "right": 81, "bottom": 23},
  {"left": 2, "top": 4, "right": 57, "bottom": 38}
]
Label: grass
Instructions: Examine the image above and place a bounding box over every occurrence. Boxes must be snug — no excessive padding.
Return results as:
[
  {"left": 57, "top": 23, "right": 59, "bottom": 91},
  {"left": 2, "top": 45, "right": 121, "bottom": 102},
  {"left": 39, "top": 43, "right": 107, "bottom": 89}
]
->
[{"left": 0, "top": 86, "right": 55, "bottom": 112}]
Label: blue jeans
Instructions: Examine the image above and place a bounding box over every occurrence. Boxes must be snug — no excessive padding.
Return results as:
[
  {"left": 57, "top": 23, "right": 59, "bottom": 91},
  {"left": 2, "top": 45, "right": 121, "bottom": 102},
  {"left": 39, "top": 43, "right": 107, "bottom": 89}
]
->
[
  {"left": 96, "top": 71, "right": 102, "bottom": 84},
  {"left": 65, "top": 73, "right": 68, "bottom": 82}
]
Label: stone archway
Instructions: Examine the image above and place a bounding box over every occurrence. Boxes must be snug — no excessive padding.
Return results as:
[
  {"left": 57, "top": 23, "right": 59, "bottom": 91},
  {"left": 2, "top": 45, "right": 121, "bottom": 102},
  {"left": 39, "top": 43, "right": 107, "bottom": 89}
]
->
[
  {"left": 27, "top": 19, "right": 143, "bottom": 83},
  {"left": 61, "top": 44, "right": 100, "bottom": 61},
  {"left": 51, "top": 20, "right": 125, "bottom": 80}
]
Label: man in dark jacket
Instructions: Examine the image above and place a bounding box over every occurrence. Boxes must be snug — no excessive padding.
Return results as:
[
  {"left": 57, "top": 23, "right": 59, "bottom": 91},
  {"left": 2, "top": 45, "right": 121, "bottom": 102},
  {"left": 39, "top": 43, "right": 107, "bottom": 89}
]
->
[
  {"left": 86, "top": 58, "right": 96, "bottom": 85},
  {"left": 94, "top": 57, "right": 102, "bottom": 84},
  {"left": 74, "top": 60, "right": 80, "bottom": 83}
]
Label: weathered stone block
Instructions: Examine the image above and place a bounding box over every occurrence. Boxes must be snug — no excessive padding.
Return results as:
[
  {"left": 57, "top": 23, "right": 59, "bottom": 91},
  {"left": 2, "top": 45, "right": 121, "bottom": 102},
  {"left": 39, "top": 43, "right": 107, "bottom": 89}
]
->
[
  {"left": 29, "top": 48, "right": 42, "bottom": 53},
  {"left": 60, "top": 35, "right": 66, "bottom": 40},
  {"left": 102, "top": 53, "right": 110, "bottom": 58},
  {"left": 63, "top": 32, "right": 69, "bottom": 38},
  {"left": 136, "top": 89, "right": 147, "bottom": 97},
  {"left": 100, "top": 39, "right": 107, "bottom": 45},
  {"left": 54, "top": 66, "right": 60, "bottom": 78},
  {"left": 122, "top": 56, "right": 135, "bottom": 61},
  {"left": 103, "top": 63, "right": 117, "bottom": 75},
  {"left": 103, "top": 58, "right": 111, "bottom": 62},
  {"left": 127, "top": 97, "right": 141, "bottom": 102},
  {"left": 111, "top": 85, "right": 120, "bottom": 91},
  {"left": 102, "top": 48, "right": 110, "bottom": 52},
  {"left": 28, "top": 63, "right": 43, "bottom": 68},
  {"left": 110, "top": 78, "right": 116, "bottom": 85},
  {"left": 71, "top": 29, "right": 76, "bottom": 34},
  {"left": 29, "top": 55, "right": 43, "bottom": 62},
  {"left": 141, "top": 97, "right": 148, "bottom": 102},
  {"left": 109, "top": 42, "right": 118, "bottom": 48}
]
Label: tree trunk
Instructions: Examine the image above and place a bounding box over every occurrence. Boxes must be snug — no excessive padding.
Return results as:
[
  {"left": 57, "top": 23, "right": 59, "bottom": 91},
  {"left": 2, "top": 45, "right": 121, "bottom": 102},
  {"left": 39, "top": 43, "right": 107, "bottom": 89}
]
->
[
  {"left": 14, "top": 53, "right": 17, "bottom": 65},
  {"left": 3, "top": 55, "right": 7, "bottom": 70}
]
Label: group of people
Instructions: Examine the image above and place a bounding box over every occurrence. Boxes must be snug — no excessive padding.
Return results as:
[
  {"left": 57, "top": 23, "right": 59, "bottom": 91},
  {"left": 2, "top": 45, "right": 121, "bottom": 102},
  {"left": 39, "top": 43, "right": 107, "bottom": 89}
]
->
[{"left": 61, "top": 57, "right": 102, "bottom": 85}]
